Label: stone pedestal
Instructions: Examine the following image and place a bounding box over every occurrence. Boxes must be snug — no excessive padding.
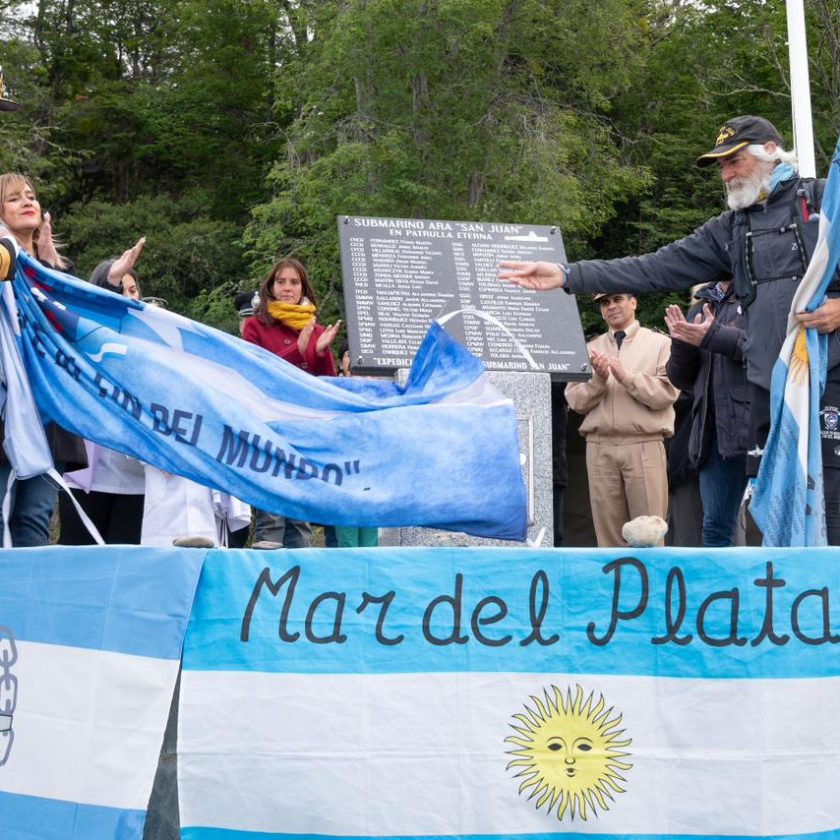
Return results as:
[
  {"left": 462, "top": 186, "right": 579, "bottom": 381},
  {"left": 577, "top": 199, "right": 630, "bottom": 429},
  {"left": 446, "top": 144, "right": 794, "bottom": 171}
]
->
[{"left": 382, "top": 371, "right": 553, "bottom": 548}]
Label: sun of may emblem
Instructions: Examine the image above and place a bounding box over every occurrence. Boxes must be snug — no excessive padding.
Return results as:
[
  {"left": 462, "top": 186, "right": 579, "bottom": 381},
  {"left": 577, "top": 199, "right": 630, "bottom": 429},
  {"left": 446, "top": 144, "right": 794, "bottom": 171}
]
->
[
  {"left": 789, "top": 327, "right": 810, "bottom": 386},
  {"left": 505, "top": 684, "right": 632, "bottom": 821}
]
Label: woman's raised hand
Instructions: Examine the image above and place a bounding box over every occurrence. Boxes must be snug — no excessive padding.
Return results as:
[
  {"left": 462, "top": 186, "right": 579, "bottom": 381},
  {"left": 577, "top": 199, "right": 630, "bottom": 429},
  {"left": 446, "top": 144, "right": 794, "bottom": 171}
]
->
[
  {"left": 297, "top": 317, "right": 316, "bottom": 355},
  {"left": 108, "top": 237, "right": 146, "bottom": 285},
  {"left": 37, "top": 211, "right": 62, "bottom": 267},
  {"left": 298, "top": 317, "right": 342, "bottom": 356},
  {"left": 316, "top": 319, "right": 342, "bottom": 354}
]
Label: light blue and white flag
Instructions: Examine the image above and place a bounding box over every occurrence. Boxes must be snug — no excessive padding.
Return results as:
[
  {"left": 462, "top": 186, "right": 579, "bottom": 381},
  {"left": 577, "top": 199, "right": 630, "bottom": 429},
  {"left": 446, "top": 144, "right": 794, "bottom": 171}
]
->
[
  {"left": 0, "top": 275, "right": 52, "bottom": 480},
  {"left": 0, "top": 545, "right": 204, "bottom": 839},
  {"left": 179, "top": 545, "right": 840, "bottom": 839},
  {"left": 0, "top": 253, "right": 526, "bottom": 540},
  {"left": 751, "top": 141, "right": 840, "bottom": 546}
]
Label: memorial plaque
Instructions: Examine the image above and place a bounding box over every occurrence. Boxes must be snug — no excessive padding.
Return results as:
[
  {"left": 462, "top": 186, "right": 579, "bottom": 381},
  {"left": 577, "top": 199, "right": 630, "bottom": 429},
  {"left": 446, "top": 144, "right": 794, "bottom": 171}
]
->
[{"left": 338, "top": 216, "right": 590, "bottom": 380}]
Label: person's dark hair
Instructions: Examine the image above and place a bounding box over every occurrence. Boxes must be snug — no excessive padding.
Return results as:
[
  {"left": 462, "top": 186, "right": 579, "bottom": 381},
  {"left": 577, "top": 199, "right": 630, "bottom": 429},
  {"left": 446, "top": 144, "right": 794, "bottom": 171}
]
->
[
  {"left": 256, "top": 257, "right": 317, "bottom": 326},
  {"left": 89, "top": 260, "right": 139, "bottom": 294}
]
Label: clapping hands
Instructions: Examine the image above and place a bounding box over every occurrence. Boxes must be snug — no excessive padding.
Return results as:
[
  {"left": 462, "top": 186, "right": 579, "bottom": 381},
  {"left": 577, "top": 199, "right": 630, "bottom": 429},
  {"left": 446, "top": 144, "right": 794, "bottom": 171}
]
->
[
  {"left": 664, "top": 303, "right": 714, "bottom": 346},
  {"left": 298, "top": 317, "right": 342, "bottom": 356},
  {"left": 590, "top": 349, "right": 626, "bottom": 382}
]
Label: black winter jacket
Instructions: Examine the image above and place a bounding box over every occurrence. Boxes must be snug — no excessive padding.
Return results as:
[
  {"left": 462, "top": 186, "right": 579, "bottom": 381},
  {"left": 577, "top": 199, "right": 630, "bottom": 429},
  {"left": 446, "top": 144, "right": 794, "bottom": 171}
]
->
[
  {"left": 666, "top": 283, "right": 749, "bottom": 468},
  {"left": 566, "top": 176, "right": 840, "bottom": 392}
]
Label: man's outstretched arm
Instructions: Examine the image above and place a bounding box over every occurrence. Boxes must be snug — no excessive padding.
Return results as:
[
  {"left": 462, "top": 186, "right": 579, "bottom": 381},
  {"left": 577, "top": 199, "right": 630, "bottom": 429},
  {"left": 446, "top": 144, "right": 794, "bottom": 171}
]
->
[{"left": 498, "top": 260, "right": 567, "bottom": 291}]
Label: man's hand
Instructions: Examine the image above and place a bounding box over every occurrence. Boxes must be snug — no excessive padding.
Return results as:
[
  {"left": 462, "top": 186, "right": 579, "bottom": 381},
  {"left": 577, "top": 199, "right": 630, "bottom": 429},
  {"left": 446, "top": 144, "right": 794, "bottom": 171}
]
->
[
  {"left": 589, "top": 349, "right": 611, "bottom": 380},
  {"left": 796, "top": 298, "right": 840, "bottom": 333},
  {"left": 664, "top": 302, "right": 714, "bottom": 346},
  {"left": 499, "top": 260, "right": 566, "bottom": 291},
  {"left": 664, "top": 303, "right": 687, "bottom": 335},
  {"left": 607, "top": 355, "right": 626, "bottom": 383}
]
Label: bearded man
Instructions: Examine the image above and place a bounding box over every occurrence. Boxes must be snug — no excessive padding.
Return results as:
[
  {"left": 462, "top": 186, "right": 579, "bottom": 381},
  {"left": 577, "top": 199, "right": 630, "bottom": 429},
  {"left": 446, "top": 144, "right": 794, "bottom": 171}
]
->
[{"left": 501, "top": 115, "right": 840, "bottom": 542}]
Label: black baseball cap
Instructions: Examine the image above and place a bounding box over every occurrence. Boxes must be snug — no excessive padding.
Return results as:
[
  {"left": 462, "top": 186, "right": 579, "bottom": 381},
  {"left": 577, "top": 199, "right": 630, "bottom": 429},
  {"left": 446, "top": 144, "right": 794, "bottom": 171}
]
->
[
  {"left": 235, "top": 290, "right": 258, "bottom": 317},
  {"left": 696, "top": 116, "right": 784, "bottom": 167}
]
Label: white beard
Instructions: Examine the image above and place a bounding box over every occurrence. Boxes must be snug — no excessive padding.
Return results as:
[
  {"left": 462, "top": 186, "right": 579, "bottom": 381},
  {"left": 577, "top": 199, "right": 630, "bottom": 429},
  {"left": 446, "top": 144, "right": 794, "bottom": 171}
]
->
[{"left": 725, "top": 168, "right": 773, "bottom": 211}]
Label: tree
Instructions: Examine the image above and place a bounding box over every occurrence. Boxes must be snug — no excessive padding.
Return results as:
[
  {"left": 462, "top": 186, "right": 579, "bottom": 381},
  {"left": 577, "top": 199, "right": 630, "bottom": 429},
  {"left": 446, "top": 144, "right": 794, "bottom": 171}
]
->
[
  {"left": 4, "top": 0, "right": 840, "bottom": 333},
  {"left": 244, "top": 0, "right": 653, "bottom": 324},
  {"left": 0, "top": 0, "right": 284, "bottom": 324}
]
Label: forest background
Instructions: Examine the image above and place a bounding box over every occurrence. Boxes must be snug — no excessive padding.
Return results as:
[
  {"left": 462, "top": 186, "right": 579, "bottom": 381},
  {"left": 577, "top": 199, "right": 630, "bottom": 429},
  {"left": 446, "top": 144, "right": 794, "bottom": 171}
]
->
[{"left": 2, "top": 0, "right": 840, "bottom": 337}]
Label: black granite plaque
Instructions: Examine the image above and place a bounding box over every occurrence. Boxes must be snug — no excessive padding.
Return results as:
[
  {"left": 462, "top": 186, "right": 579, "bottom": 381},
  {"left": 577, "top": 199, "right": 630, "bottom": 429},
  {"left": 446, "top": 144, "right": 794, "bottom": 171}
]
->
[{"left": 338, "top": 216, "right": 589, "bottom": 380}]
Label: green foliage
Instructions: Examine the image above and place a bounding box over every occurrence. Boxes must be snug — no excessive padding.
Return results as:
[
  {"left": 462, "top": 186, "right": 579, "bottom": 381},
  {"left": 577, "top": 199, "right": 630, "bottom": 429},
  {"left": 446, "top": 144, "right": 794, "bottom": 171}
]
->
[
  {"left": 58, "top": 193, "right": 244, "bottom": 321},
  {"left": 0, "top": 39, "right": 79, "bottom": 184},
  {"left": 129, "top": 0, "right": 282, "bottom": 218},
  {"left": 3, "top": 0, "right": 840, "bottom": 339},
  {"left": 602, "top": 0, "right": 819, "bottom": 263},
  {"left": 245, "top": 0, "right": 653, "bottom": 326},
  {"left": 183, "top": 284, "right": 244, "bottom": 335}
]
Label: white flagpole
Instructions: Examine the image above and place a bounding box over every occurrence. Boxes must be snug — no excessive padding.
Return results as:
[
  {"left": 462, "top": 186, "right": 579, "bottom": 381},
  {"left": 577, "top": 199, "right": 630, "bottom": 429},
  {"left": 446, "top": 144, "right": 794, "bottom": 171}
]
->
[{"left": 786, "top": 0, "right": 816, "bottom": 178}]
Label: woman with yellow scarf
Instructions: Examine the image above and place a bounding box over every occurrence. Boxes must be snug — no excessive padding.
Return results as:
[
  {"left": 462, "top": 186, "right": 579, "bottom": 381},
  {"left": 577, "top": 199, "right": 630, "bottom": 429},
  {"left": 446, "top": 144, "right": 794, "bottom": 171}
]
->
[
  {"left": 242, "top": 257, "right": 340, "bottom": 547},
  {"left": 244, "top": 257, "right": 340, "bottom": 375}
]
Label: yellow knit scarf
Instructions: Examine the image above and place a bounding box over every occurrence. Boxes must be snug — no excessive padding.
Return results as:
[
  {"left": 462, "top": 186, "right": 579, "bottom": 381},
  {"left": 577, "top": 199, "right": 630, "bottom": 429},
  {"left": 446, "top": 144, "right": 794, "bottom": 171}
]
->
[{"left": 266, "top": 300, "right": 316, "bottom": 331}]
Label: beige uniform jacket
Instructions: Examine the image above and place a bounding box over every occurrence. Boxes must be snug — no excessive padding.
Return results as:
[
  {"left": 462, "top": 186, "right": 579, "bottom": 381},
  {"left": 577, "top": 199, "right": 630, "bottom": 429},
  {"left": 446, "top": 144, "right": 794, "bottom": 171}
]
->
[{"left": 566, "top": 320, "right": 678, "bottom": 442}]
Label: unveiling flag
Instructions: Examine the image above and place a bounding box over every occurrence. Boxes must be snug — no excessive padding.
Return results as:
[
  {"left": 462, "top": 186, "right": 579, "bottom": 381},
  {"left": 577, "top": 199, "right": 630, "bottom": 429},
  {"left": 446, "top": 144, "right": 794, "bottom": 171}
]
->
[
  {"left": 179, "top": 545, "right": 840, "bottom": 839},
  {"left": 0, "top": 545, "right": 204, "bottom": 839},
  {"left": 0, "top": 252, "right": 526, "bottom": 540},
  {"left": 751, "top": 139, "right": 840, "bottom": 546}
]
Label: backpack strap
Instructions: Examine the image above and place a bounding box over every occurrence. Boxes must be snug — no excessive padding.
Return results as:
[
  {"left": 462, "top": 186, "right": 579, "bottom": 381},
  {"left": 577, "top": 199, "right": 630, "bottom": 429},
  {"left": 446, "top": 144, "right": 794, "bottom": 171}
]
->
[
  {"left": 730, "top": 210, "right": 755, "bottom": 307},
  {"left": 796, "top": 178, "right": 822, "bottom": 225}
]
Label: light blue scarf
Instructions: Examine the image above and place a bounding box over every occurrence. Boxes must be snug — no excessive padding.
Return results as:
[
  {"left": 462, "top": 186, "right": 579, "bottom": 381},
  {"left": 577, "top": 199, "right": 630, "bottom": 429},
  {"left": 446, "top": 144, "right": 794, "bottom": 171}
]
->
[{"left": 768, "top": 162, "right": 797, "bottom": 194}]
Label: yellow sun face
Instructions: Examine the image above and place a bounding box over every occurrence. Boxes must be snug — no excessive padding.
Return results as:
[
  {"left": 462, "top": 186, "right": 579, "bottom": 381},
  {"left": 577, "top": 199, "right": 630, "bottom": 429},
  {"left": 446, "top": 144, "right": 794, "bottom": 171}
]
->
[
  {"left": 789, "top": 326, "right": 810, "bottom": 386},
  {"left": 505, "top": 684, "right": 632, "bottom": 821}
]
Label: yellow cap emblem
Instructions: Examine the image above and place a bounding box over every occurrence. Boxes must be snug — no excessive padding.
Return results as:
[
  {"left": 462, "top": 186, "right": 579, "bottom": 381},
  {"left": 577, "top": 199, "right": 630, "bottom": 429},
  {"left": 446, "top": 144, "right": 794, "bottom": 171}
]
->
[{"left": 716, "top": 125, "right": 735, "bottom": 147}]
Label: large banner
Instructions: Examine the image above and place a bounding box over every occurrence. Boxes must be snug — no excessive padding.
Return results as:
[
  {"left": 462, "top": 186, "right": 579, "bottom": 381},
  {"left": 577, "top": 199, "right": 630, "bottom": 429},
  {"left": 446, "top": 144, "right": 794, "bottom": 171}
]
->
[
  {"left": 178, "top": 546, "right": 840, "bottom": 839},
  {"left": 1, "top": 252, "right": 526, "bottom": 540},
  {"left": 0, "top": 546, "right": 203, "bottom": 839}
]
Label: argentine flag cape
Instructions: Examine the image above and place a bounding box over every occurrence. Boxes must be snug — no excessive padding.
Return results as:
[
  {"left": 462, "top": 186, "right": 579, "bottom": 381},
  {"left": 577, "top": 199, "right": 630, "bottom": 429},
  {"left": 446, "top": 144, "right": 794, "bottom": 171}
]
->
[
  {"left": 0, "top": 251, "right": 526, "bottom": 540},
  {"left": 751, "top": 142, "right": 840, "bottom": 546}
]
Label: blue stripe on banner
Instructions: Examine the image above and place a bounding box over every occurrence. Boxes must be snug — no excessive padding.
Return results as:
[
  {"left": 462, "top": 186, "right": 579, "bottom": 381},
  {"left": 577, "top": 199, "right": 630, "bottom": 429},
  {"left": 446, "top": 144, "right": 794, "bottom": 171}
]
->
[
  {"left": 0, "top": 546, "right": 205, "bottom": 659},
  {"left": 0, "top": 791, "right": 144, "bottom": 839},
  {"left": 183, "top": 546, "right": 840, "bottom": 681},
  {"left": 180, "top": 828, "right": 840, "bottom": 840}
]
